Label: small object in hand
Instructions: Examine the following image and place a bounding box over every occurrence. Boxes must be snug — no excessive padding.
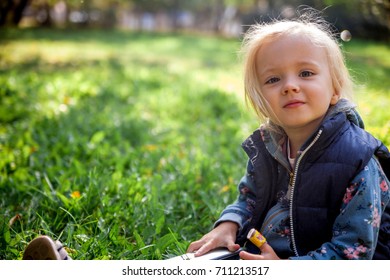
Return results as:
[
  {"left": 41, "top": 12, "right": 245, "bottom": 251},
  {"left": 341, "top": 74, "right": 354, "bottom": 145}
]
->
[{"left": 247, "top": 228, "right": 267, "bottom": 249}]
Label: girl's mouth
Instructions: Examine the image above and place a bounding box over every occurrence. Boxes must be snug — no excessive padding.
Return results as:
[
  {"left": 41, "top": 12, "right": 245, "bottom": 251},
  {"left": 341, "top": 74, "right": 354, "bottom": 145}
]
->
[{"left": 284, "top": 100, "right": 305, "bottom": 108}]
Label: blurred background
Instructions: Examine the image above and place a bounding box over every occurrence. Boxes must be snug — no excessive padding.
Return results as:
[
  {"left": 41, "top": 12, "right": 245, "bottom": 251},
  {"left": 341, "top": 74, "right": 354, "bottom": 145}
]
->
[
  {"left": 1, "top": 0, "right": 389, "bottom": 40},
  {"left": 1, "top": 0, "right": 389, "bottom": 260}
]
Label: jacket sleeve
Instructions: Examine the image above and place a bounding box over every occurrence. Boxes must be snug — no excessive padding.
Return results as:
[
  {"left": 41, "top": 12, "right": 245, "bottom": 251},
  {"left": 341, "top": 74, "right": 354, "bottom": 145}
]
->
[
  {"left": 214, "top": 160, "right": 258, "bottom": 235},
  {"left": 290, "top": 157, "right": 390, "bottom": 260}
]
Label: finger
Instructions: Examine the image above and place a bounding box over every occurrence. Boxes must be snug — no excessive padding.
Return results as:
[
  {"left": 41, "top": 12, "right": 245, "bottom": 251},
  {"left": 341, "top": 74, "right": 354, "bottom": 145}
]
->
[
  {"left": 187, "top": 240, "right": 204, "bottom": 253},
  {"left": 239, "top": 250, "right": 264, "bottom": 260},
  {"left": 258, "top": 242, "right": 274, "bottom": 254},
  {"left": 227, "top": 243, "right": 241, "bottom": 252},
  {"left": 194, "top": 241, "right": 215, "bottom": 257}
]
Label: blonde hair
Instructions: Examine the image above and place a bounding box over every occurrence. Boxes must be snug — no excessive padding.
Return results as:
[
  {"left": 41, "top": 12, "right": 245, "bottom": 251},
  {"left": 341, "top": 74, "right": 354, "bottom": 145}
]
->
[{"left": 241, "top": 12, "right": 354, "bottom": 126}]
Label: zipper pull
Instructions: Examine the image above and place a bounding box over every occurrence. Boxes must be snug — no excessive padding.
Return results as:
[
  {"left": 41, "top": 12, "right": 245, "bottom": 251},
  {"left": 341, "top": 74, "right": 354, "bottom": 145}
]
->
[{"left": 289, "top": 172, "right": 294, "bottom": 186}]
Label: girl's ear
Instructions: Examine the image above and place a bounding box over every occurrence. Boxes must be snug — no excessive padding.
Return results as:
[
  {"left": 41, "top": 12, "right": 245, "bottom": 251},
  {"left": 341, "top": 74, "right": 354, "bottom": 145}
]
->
[{"left": 330, "top": 89, "right": 341, "bottom": 105}]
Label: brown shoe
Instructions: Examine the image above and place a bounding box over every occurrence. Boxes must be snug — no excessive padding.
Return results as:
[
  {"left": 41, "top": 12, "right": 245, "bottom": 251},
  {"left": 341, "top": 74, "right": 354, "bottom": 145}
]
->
[{"left": 23, "top": 236, "right": 72, "bottom": 260}]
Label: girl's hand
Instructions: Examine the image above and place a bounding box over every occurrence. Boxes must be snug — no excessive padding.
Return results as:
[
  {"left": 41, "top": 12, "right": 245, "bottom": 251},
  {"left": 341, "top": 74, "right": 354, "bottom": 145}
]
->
[
  {"left": 187, "top": 222, "right": 240, "bottom": 257},
  {"left": 239, "top": 243, "right": 281, "bottom": 260}
]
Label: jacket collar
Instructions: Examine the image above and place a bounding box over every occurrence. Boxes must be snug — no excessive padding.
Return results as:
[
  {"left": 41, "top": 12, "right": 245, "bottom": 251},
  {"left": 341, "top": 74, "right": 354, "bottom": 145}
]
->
[{"left": 243, "top": 99, "right": 362, "bottom": 168}]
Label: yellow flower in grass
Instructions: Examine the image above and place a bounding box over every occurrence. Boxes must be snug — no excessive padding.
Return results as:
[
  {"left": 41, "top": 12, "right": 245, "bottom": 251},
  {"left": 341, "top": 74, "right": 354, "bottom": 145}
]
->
[
  {"left": 220, "top": 177, "right": 234, "bottom": 193},
  {"left": 71, "top": 191, "right": 81, "bottom": 199},
  {"left": 143, "top": 144, "right": 158, "bottom": 152}
]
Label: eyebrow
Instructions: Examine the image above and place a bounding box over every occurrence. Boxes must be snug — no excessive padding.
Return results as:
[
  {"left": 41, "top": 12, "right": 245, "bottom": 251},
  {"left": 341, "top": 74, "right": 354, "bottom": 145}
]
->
[{"left": 258, "top": 61, "right": 321, "bottom": 76}]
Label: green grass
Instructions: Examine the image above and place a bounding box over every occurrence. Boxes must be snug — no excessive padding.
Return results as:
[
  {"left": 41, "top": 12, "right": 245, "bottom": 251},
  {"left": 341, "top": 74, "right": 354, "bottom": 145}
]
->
[
  {"left": 0, "top": 28, "right": 389, "bottom": 260},
  {"left": 343, "top": 40, "right": 390, "bottom": 142}
]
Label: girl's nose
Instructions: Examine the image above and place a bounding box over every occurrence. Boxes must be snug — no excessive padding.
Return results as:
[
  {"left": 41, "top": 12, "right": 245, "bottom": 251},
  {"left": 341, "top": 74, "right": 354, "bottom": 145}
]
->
[{"left": 282, "top": 78, "right": 300, "bottom": 95}]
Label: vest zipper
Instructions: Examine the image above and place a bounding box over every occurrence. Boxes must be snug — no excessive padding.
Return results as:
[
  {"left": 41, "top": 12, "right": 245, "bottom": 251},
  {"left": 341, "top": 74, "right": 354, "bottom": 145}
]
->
[{"left": 289, "top": 129, "right": 323, "bottom": 257}]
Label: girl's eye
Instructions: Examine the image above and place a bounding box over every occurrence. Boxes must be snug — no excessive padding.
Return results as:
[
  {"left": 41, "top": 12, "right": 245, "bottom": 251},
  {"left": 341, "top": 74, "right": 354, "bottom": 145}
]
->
[
  {"left": 265, "top": 77, "right": 280, "bottom": 84},
  {"left": 300, "top": 71, "right": 314, "bottom": 77}
]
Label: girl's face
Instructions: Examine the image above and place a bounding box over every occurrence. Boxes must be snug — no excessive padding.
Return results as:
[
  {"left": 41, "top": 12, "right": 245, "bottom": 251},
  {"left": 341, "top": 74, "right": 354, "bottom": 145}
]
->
[{"left": 256, "top": 34, "right": 340, "bottom": 135}]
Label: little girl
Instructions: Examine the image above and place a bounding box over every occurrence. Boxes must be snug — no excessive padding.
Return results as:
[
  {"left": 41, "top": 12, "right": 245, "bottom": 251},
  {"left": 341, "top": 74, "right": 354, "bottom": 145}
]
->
[{"left": 188, "top": 12, "right": 390, "bottom": 260}]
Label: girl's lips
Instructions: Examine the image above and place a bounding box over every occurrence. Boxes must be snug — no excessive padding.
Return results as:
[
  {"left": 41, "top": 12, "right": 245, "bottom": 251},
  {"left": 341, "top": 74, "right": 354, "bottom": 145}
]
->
[{"left": 283, "top": 100, "right": 305, "bottom": 108}]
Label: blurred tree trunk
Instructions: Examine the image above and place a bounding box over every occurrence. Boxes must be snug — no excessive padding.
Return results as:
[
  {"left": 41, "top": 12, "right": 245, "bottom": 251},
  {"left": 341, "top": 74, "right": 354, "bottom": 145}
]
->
[
  {"left": 212, "top": 0, "right": 224, "bottom": 32},
  {"left": 170, "top": 0, "right": 180, "bottom": 32},
  {"left": 0, "top": 1, "right": 12, "bottom": 25},
  {"left": 39, "top": 1, "right": 52, "bottom": 27},
  {"left": 12, "top": 0, "right": 29, "bottom": 25},
  {"left": 0, "top": 0, "right": 30, "bottom": 26}
]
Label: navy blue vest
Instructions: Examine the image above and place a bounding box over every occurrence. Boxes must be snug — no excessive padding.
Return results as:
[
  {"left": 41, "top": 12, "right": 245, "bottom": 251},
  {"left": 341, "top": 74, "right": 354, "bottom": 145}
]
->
[{"left": 241, "top": 112, "right": 390, "bottom": 259}]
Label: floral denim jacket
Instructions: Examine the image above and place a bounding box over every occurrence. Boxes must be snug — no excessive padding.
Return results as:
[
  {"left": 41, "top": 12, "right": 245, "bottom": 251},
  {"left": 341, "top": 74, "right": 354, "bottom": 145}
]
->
[{"left": 216, "top": 100, "right": 390, "bottom": 259}]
